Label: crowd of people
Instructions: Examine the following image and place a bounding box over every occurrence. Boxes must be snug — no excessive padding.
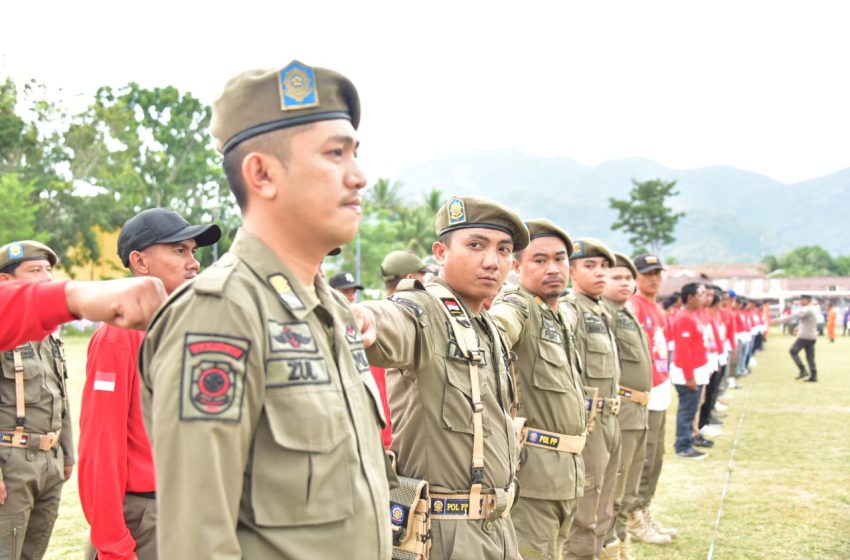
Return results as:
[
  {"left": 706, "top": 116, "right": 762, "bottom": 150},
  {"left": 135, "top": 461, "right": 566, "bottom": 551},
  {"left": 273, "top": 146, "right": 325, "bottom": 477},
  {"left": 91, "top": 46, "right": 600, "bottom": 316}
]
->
[{"left": 0, "top": 60, "right": 831, "bottom": 560}]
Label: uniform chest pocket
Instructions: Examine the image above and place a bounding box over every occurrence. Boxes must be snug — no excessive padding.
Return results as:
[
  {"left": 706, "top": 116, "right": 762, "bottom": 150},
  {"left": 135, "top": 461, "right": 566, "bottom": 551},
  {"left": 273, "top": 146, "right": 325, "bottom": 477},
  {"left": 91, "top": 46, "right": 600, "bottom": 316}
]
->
[
  {"left": 251, "top": 382, "right": 355, "bottom": 527},
  {"left": 533, "top": 340, "right": 570, "bottom": 393},
  {"left": 0, "top": 351, "right": 43, "bottom": 405},
  {"left": 441, "top": 360, "right": 492, "bottom": 436},
  {"left": 617, "top": 337, "right": 644, "bottom": 363},
  {"left": 584, "top": 334, "right": 614, "bottom": 379}
]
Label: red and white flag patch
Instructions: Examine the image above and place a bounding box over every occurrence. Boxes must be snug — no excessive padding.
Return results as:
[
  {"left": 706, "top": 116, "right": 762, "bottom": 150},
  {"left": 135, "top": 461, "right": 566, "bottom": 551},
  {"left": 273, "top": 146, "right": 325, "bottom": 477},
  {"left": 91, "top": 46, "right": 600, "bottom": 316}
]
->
[{"left": 94, "top": 371, "right": 116, "bottom": 392}]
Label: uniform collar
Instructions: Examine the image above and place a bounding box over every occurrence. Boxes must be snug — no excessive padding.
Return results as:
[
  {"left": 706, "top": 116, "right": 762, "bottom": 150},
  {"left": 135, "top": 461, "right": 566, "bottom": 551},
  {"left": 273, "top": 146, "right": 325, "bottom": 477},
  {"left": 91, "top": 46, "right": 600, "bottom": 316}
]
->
[
  {"left": 429, "top": 277, "right": 483, "bottom": 318},
  {"left": 229, "top": 228, "right": 321, "bottom": 320}
]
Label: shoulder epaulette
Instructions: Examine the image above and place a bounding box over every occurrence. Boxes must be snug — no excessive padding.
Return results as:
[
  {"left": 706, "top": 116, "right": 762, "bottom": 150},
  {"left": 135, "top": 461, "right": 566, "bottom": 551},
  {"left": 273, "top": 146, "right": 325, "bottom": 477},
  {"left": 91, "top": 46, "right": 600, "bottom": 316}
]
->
[
  {"left": 194, "top": 252, "right": 238, "bottom": 296},
  {"left": 494, "top": 288, "right": 530, "bottom": 316},
  {"left": 396, "top": 278, "right": 426, "bottom": 292}
]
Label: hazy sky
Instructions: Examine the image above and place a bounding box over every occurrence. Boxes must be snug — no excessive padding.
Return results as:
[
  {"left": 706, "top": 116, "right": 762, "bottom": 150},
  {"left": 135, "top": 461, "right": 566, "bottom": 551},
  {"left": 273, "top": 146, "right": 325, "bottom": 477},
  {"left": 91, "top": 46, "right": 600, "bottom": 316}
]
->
[{"left": 3, "top": 0, "right": 849, "bottom": 184}]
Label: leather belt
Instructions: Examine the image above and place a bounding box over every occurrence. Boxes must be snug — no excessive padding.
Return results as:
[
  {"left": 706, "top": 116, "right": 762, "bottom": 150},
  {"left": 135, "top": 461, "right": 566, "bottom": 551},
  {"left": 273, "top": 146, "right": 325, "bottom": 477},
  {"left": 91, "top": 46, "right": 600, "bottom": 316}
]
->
[
  {"left": 618, "top": 386, "right": 650, "bottom": 407},
  {"left": 0, "top": 430, "right": 60, "bottom": 451},
  {"left": 523, "top": 426, "right": 586, "bottom": 454},
  {"left": 430, "top": 483, "right": 516, "bottom": 520}
]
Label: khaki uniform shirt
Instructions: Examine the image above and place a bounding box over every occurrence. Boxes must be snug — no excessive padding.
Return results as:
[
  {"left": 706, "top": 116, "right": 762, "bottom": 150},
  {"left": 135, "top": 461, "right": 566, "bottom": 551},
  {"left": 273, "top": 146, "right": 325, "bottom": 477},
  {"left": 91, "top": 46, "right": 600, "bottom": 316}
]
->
[
  {"left": 604, "top": 301, "right": 652, "bottom": 431},
  {"left": 560, "top": 293, "right": 621, "bottom": 398},
  {"left": 490, "top": 286, "right": 587, "bottom": 500},
  {"left": 363, "top": 280, "right": 517, "bottom": 494},
  {"left": 140, "top": 229, "right": 391, "bottom": 560},
  {"left": 0, "top": 334, "right": 74, "bottom": 474}
]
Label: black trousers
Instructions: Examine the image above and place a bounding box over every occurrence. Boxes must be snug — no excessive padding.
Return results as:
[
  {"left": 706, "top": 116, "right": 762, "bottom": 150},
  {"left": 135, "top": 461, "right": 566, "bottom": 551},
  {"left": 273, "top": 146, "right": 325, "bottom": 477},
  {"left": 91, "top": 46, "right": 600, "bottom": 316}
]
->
[
  {"left": 789, "top": 338, "right": 817, "bottom": 377},
  {"left": 699, "top": 366, "right": 723, "bottom": 429}
]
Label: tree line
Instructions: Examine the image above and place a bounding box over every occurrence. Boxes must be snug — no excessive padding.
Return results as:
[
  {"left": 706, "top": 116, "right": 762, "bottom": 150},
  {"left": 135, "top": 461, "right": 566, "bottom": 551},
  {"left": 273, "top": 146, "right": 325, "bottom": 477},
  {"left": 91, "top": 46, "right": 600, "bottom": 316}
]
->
[{"left": 2, "top": 78, "right": 844, "bottom": 286}]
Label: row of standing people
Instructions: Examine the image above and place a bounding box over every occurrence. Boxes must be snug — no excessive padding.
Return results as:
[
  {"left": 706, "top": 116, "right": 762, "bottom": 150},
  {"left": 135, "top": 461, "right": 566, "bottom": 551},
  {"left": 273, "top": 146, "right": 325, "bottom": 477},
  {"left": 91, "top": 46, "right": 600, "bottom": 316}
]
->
[{"left": 0, "top": 59, "right": 756, "bottom": 560}]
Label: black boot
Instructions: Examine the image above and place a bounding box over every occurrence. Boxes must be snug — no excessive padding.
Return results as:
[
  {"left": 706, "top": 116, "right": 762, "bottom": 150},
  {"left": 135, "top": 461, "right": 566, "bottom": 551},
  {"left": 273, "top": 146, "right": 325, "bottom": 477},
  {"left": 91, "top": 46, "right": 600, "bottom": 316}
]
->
[
  {"left": 804, "top": 373, "right": 818, "bottom": 382},
  {"left": 795, "top": 370, "right": 808, "bottom": 380}
]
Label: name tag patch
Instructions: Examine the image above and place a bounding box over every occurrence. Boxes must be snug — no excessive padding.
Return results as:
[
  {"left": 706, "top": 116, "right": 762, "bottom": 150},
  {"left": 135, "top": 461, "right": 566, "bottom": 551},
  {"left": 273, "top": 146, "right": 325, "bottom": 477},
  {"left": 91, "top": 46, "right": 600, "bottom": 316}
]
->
[
  {"left": 268, "top": 320, "right": 317, "bottom": 353},
  {"left": 540, "top": 316, "right": 562, "bottom": 343},
  {"left": 267, "top": 357, "right": 331, "bottom": 388},
  {"left": 350, "top": 348, "right": 371, "bottom": 374},
  {"left": 584, "top": 313, "right": 607, "bottom": 334}
]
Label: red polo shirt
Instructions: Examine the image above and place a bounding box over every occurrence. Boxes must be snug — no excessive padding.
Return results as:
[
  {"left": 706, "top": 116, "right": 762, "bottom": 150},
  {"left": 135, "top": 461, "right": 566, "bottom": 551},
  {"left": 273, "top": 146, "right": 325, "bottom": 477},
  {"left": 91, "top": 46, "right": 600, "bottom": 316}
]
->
[{"left": 79, "top": 324, "right": 156, "bottom": 560}]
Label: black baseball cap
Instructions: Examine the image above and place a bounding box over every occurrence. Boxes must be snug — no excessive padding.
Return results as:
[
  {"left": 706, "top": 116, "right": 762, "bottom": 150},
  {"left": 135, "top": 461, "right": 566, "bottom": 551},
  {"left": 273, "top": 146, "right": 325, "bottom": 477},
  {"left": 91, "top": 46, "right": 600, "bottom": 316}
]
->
[
  {"left": 118, "top": 208, "right": 221, "bottom": 267},
  {"left": 329, "top": 271, "right": 363, "bottom": 291},
  {"left": 633, "top": 253, "right": 666, "bottom": 274}
]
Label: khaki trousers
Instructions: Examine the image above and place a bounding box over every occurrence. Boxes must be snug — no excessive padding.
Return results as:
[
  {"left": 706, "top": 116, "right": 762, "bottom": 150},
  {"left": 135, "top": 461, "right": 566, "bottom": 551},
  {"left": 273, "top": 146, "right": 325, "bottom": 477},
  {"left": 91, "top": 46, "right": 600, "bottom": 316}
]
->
[
  {"left": 428, "top": 516, "right": 518, "bottom": 560},
  {"left": 85, "top": 493, "right": 157, "bottom": 560},
  {"left": 635, "top": 410, "right": 666, "bottom": 510},
  {"left": 607, "top": 428, "right": 647, "bottom": 542},
  {"left": 512, "top": 496, "right": 579, "bottom": 560},
  {"left": 0, "top": 446, "right": 65, "bottom": 560},
  {"left": 565, "top": 414, "right": 621, "bottom": 560}
]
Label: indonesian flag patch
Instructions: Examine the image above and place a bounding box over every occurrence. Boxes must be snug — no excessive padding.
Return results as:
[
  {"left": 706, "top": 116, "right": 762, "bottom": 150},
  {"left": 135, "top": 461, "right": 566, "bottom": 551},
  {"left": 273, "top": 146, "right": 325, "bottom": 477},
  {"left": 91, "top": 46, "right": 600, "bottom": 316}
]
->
[{"left": 94, "top": 372, "right": 116, "bottom": 392}]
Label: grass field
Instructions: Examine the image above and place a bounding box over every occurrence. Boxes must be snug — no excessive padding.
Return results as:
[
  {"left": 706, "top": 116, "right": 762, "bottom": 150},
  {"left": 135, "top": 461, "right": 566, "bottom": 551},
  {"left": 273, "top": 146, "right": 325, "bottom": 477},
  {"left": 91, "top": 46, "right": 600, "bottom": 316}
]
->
[{"left": 44, "top": 328, "right": 850, "bottom": 559}]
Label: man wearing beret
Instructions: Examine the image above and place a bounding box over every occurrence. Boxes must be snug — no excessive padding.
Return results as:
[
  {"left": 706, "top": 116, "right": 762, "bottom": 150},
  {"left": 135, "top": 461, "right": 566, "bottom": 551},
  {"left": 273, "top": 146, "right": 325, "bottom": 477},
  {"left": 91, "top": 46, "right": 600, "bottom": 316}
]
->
[
  {"left": 140, "top": 61, "right": 391, "bottom": 559},
  {"left": 79, "top": 208, "right": 220, "bottom": 560},
  {"left": 356, "top": 195, "right": 526, "bottom": 560},
  {"left": 381, "top": 250, "right": 428, "bottom": 297},
  {"left": 600, "top": 253, "right": 652, "bottom": 559},
  {"left": 560, "top": 238, "right": 622, "bottom": 560},
  {"left": 489, "top": 219, "right": 587, "bottom": 560},
  {"left": 0, "top": 240, "right": 75, "bottom": 560}
]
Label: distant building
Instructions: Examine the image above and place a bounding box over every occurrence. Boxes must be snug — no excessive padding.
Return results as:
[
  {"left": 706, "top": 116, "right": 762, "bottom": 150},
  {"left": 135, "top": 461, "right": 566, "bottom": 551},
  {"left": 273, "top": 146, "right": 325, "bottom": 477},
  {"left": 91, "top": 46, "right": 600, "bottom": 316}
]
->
[{"left": 661, "top": 263, "right": 850, "bottom": 305}]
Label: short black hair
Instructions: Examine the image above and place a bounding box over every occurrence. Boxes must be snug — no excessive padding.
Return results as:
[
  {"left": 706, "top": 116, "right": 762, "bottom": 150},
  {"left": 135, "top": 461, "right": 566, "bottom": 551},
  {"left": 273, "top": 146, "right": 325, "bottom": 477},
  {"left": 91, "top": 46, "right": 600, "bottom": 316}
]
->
[
  {"left": 0, "top": 262, "right": 22, "bottom": 276},
  {"left": 681, "top": 282, "right": 701, "bottom": 304},
  {"left": 222, "top": 125, "right": 311, "bottom": 210}
]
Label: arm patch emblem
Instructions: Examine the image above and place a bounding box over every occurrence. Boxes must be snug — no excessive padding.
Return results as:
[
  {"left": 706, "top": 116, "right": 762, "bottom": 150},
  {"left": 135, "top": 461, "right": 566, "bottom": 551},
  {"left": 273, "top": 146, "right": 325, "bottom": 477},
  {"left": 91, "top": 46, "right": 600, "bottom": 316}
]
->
[{"left": 181, "top": 334, "right": 250, "bottom": 422}]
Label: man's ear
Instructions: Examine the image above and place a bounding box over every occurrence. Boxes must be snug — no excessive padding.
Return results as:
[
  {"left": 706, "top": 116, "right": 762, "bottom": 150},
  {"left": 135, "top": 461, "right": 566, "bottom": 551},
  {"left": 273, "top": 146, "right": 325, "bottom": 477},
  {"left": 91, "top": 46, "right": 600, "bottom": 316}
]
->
[
  {"left": 128, "top": 251, "right": 149, "bottom": 275},
  {"left": 432, "top": 241, "right": 447, "bottom": 266},
  {"left": 242, "top": 152, "right": 280, "bottom": 201}
]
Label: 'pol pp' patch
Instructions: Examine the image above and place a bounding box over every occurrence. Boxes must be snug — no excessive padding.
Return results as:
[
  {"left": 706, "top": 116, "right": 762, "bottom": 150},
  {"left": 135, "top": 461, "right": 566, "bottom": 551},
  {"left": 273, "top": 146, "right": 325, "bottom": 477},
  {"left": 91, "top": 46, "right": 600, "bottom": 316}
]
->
[
  {"left": 278, "top": 61, "right": 320, "bottom": 111},
  {"left": 180, "top": 334, "right": 250, "bottom": 422}
]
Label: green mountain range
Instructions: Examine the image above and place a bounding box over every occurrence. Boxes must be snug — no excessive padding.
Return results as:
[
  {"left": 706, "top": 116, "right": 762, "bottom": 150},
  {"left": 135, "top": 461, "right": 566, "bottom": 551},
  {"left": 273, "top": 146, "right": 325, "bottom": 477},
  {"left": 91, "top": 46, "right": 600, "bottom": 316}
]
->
[{"left": 395, "top": 150, "right": 850, "bottom": 264}]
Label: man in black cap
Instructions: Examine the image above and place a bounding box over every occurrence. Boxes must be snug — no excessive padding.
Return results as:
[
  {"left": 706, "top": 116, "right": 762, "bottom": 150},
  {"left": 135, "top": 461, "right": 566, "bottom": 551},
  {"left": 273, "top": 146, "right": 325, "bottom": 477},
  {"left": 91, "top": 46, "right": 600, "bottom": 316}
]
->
[
  {"left": 80, "top": 208, "right": 220, "bottom": 560},
  {"left": 117, "top": 208, "right": 221, "bottom": 294},
  {"left": 329, "top": 271, "right": 364, "bottom": 303}
]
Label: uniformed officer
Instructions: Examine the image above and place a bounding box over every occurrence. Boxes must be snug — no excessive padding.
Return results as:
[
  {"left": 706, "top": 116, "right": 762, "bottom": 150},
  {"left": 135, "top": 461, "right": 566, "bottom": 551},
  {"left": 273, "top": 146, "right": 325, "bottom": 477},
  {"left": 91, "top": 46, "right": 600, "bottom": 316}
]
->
[
  {"left": 381, "top": 250, "right": 428, "bottom": 296},
  {"left": 489, "top": 219, "right": 587, "bottom": 560},
  {"left": 356, "top": 196, "right": 528, "bottom": 560},
  {"left": 139, "top": 61, "right": 391, "bottom": 559},
  {"left": 0, "top": 240, "right": 74, "bottom": 560},
  {"left": 600, "top": 253, "right": 651, "bottom": 560},
  {"left": 560, "top": 238, "right": 622, "bottom": 560}
]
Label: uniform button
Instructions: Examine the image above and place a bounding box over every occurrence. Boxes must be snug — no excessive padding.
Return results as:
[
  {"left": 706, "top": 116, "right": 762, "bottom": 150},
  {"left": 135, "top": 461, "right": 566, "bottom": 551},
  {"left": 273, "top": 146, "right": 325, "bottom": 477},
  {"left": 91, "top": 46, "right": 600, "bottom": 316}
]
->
[{"left": 483, "top": 520, "right": 495, "bottom": 534}]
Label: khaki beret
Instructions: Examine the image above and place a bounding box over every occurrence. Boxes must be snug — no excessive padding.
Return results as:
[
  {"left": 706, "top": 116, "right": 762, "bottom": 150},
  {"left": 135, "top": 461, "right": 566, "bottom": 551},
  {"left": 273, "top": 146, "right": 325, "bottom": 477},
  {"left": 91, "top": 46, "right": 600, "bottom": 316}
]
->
[
  {"left": 571, "top": 237, "right": 615, "bottom": 266},
  {"left": 0, "top": 240, "right": 58, "bottom": 273},
  {"left": 381, "top": 251, "right": 428, "bottom": 281},
  {"left": 612, "top": 251, "right": 638, "bottom": 278},
  {"left": 525, "top": 219, "right": 574, "bottom": 257},
  {"left": 211, "top": 60, "right": 360, "bottom": 154},
  {"left": 435, "top": 196, "right": 530, "bottom": 252}
]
